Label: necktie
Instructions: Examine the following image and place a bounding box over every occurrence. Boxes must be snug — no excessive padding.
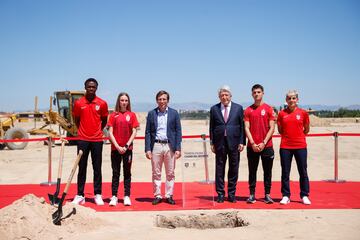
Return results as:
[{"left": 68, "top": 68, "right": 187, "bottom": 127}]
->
[
  {"left": 224, "top": 106, "right": 228, "bottom": 136},
  {"left": 224, "top": 106, "right": 228, "bottom": 123}
]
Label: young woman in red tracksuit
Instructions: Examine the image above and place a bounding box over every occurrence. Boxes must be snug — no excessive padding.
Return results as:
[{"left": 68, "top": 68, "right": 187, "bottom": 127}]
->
[
  {"left": 277, "top": 90, "right": 311, "bottom": 205},
  {"left": 107, "top": 92, "right": 139, "bottom": 206}
]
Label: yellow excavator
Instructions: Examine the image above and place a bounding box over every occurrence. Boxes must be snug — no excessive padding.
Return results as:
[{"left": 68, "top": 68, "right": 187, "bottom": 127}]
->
[{"left": 0, "top": 91, "right": 85, "bottom": 150}]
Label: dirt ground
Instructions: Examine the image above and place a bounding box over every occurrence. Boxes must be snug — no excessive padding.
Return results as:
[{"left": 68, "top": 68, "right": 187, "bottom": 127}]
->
[{"left": 1, "top": 116, "right": 360, "bottom": 240}]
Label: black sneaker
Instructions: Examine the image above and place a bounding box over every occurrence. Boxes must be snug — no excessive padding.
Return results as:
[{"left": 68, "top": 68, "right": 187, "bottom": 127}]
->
[
  {"left": 165, "top": 196, "right": 175, "bottom": 205},
  {"left": 217, "top": 195, "right": 224, "bottom": 203},
  {"left": 246, "top": 194, "right": 256, "bottom": 204},
  {"left": 228, "top": 196, "right": 237, "bottom": 203},
  {"left": 152, "top": 197, "right": 162, "bottom": 205},
  {"left": 264, "top": 194, "right": 274, "bottom": 204}
]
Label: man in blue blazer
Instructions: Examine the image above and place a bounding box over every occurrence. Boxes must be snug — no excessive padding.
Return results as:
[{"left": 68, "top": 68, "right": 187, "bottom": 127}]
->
[
  {"left": 145, "top": 90, "right": 182, "bottom": 205},
  {"left": 210, "top": 85, "right": 245, "bottom": 203}
]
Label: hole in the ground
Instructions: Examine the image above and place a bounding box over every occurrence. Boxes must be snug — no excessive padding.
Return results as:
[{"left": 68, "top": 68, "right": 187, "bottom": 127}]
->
[{"left": 155, "top": 211, "right": 249, "bottom": 229}]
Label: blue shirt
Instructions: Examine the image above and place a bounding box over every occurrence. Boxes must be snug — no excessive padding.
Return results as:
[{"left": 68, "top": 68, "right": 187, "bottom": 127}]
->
[{"left": 156, "top": 108, "right": 168, "bottom": 140}]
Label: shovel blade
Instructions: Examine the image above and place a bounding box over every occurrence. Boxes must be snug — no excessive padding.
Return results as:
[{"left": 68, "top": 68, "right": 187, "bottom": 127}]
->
[
  {"left": 48, "top": 193, "right": 60, "bottom": 205},
  {"left": 52, "top": 192, "right": 66, "bottom": 225},
  {"left": 52, "top": 208, "right": 63, "bottom": 225}
]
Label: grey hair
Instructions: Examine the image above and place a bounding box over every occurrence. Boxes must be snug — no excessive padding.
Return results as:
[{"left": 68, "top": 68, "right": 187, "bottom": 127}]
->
[
  {"left": 286, "top": 90, "right": 299, "bottom": 99},
  {"left": 218, "top": 85, "right": 232, "bottom": 96}
]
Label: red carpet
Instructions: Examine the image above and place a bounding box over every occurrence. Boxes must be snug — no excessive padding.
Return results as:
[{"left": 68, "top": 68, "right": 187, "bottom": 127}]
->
[{"left": 1, "top": 181, "right": 359, "bottom": 211}]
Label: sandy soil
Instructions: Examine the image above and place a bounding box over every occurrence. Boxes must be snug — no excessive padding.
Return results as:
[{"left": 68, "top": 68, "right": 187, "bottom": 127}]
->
[{"left": 1, "top": 116, "right": 360, "bottom": 240}]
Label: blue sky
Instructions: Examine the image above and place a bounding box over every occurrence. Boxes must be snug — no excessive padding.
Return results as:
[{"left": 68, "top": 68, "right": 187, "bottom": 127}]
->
[{"left": 0, "top": 0, "right": 359, "bottom": 112}]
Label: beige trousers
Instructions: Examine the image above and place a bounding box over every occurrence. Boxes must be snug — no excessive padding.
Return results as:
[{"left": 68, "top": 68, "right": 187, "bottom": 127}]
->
[{"left": 151, "top": 143, "right": 176, "bottom": 198}]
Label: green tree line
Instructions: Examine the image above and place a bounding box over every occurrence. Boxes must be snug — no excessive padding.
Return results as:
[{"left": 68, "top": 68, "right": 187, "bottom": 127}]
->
[
  {"left": 313, "top": 108, "right": 360, "bottom": 118},
  {"left": 179, "top": 110, "right": 209, "bottom": 120},
  {"left": 179, "top": 108, "right": 360, "bottom": 119}
]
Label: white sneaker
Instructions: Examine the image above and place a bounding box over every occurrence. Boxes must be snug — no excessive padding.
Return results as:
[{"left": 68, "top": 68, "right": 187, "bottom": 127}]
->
[
  {"left": 280, "top": 196, "right": 290, "bottom": 205},
  {"left": 94, "top": 194, "right": 104, "bottom": 206},
  {"left": 109, "top": 196, "right": 118, "bottom": 206},
  {"left": 302, "top": 196, "right": 311, "bottom": 205},
  {"left": 72, "top": 195, "right": 85, "bottom": 205},
  {"left": 124, "top": 196, "right": 131, "bottom": 206}
]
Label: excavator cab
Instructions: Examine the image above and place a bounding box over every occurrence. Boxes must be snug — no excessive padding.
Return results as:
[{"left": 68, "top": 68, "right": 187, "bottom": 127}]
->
[
  {"left": 53, "top": 91, "right": 85, "bottom": 137},
  {"left": 54, "top": 91, "right": 84, "bottom": 123}
]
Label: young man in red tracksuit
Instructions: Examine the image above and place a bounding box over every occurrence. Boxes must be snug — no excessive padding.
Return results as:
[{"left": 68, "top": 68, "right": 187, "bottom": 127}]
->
[
  {"left": 72, "top": 78, "right": 108, "bottom": 206},
  {"left": 244, "top": 84, "right": 276, "bottom": 204}
]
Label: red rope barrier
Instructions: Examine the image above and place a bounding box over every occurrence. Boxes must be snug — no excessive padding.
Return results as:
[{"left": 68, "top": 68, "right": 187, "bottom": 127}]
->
[
  {"left": 0, "top": 137, "right": 48, "bottom": 143},
  {"left": 304, "top": 133, "right": 334, "bottom": 137},
  {"left": 182, "top": 135, "right": 207, "bottom": 139},
  {"left": 338, "top": 133, "right": 360, "bottom": 137},
  {"left": 1, "top": 132, "right": 360, "bottom": 143}
]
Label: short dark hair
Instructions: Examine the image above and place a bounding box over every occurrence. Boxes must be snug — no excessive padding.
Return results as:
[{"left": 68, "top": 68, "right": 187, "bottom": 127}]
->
[
  {"left": 156, "top": 90, "right": 170, "bottom": 101},
  {"left": 251, "top": 84, "right": 264, "bottom": 92},
  {"left": 84, "top": 78, "right": 98, "bottom": 87}
]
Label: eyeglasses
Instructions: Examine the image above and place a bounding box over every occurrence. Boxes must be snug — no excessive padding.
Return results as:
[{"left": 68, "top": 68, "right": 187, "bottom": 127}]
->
[{"left": 287, "top": 96, "right": 297, "bottom": 100}]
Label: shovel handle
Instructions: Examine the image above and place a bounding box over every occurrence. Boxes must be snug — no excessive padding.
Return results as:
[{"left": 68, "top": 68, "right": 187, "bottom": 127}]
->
[
  {"left": 63, "top": 150, "right": 83, "bottom": 195},
  {"left": 57, "top": 139, "right": 67, "bottom": 178}
]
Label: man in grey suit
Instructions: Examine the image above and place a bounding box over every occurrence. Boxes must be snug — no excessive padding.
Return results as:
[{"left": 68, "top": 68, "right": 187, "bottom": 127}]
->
[
  {"left": 145, "top": 90, "right": 182, "bottom": 205},
  {"left": 210, "top": 85, "right": 245, "bottom": 203}
]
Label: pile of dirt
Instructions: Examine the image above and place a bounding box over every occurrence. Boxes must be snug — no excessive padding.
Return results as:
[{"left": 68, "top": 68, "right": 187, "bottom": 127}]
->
[
  {"left": 0, "top": 194, "right": 107, "bottom": 240},
  {"left": 309, "top": 114, "right": 331, "bottom": 127},
  {"left": 155, "top": 211, "right": 249, "bottom": 229}
]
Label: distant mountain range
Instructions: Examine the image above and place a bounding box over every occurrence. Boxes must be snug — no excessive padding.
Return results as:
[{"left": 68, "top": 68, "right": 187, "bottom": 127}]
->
[
  {"left": 6, "top": 103, "right": 360, "bottom": 113},
  {"left": 131, "top": 102, "right": 360, "bottom": 112},
  {"left": 131, "top": 102, "right": 215, "bottom": 112}
]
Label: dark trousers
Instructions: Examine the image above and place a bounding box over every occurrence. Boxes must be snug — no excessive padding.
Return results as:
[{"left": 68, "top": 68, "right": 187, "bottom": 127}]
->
[
  {"left": 247, "top": 147, "right": 274, "bottom": 195},
  {"left": 111, "top": 150, "right": 132, "bottom": 197},
  {"left": 215, "top": 138, "right": 240, "bottom": 198},
  {"left": 280, "top": 148, "right": 310, "bottom": 198},
  {"left": 77, "top": 140, "right": 103, "bottom": 196}
]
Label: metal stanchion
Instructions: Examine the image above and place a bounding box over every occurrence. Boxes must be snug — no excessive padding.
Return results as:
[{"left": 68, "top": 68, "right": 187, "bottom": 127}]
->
[
  {"left": 182, "top": 134, "right": 215, "bottom": 208},
  {"left": 40, "top": 136, "right": 56, "bottom": 186},
  {"left": 325, "top": 132, "right": 346, "bottom": 183},
  {"left": 199, "top": 134, "right": 213, "bottom": 184}
]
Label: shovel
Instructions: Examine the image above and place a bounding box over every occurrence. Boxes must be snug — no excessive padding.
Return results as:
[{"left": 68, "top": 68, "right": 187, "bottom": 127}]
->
[
  {"left": 52, "top": 150, "right": 83, "bottom": 225},
  {"left": 48, "top": 138, "right": 68, "bottom": 205}
]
